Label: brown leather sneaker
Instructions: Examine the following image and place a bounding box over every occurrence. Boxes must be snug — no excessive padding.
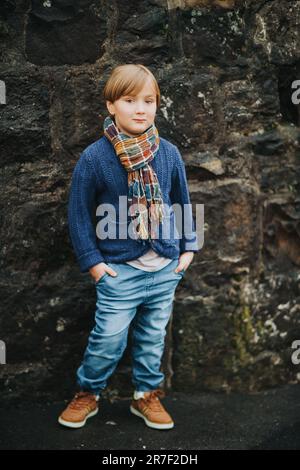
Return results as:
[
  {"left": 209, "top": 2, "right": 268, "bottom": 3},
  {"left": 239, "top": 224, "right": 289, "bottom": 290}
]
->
[
  {"left": 130, "top": 389, "right": 174, "bottom": 430},
  {"left": 58, "top": 391, "right": 99, "bottom": 428}
]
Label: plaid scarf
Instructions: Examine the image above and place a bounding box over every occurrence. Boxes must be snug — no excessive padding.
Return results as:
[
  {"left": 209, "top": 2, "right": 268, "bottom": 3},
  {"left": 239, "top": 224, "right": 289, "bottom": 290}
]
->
[{"left": 103, "top": 115, "right": 165, "bottom": 240}]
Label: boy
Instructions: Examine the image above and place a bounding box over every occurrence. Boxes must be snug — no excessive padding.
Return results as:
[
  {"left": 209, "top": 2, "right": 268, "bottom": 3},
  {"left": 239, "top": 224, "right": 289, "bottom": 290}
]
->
[{"left": 58, "top": 64, "right": 199, "bottom": 430}]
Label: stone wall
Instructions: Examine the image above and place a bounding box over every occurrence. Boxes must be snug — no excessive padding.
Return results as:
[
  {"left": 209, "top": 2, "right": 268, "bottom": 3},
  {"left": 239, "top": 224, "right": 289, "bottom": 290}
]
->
[{"left": 0, "top": 0, "right": 299, "bottom": 402}]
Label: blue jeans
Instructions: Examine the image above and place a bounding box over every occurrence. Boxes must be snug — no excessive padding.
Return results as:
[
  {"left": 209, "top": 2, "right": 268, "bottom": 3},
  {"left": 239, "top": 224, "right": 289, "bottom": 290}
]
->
[{"left": 76, "top": 258, "right": 185, "bottom": 395}]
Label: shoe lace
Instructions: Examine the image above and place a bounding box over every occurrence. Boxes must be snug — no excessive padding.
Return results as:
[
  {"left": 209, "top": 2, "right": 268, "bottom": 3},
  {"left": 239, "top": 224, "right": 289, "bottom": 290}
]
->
[
  {"left": 142, "top": 389, "right": 166, "bottom": 412},
  {"left": 68, "top": 392, "right": 96, "bottom": 411}
]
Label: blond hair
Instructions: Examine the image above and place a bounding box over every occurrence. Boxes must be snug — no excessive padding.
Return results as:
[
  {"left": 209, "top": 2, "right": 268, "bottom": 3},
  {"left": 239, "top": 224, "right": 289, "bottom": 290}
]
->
[{"left": 103, "top": 64, "right": 161, "bottom": 112}]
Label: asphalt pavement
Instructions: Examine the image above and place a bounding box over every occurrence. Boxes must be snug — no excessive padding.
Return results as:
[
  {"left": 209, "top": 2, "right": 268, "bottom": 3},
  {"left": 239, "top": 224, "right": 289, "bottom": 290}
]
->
[{"left": 0, "top": 384, "right": 299, "bottom": 450}]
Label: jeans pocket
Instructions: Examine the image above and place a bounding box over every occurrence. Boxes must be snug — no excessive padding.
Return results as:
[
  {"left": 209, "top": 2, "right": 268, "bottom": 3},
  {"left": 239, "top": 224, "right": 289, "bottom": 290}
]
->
[
  {"left": 172, "top": 266, "right": 184, "bottom": 279},
  {"left": 95, "top": 271, "right": 109, "bottom": 285},
  {"left": 94, "top": 262, "right": 113, "bottom": 285}
]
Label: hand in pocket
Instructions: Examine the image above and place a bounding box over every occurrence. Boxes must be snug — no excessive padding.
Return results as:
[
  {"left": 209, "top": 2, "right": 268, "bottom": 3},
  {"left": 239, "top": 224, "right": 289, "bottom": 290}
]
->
[{"left": 89, "top": 262, "right": 118, "bottom": 283}]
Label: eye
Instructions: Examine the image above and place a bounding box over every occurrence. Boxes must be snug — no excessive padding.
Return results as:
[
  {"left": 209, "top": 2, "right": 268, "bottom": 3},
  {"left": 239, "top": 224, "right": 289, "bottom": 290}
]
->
[{"left": 146, "top": 101, "right": 154, "bottom": 104}]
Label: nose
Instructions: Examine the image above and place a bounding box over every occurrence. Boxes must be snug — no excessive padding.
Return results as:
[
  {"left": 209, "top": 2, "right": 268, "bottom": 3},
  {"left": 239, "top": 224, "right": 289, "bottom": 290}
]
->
[{"left": 135, "top": 102, "right": 146, "bottom": 114}]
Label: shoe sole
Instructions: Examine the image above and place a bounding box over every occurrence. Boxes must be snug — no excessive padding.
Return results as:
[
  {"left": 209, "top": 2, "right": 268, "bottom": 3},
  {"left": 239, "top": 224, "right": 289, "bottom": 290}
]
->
[
  {"left": 58, "top": 407, "right": 99, "bottom": 429},
  {"left": 130, "top": 405, "right": 174, "bottom": 430}
]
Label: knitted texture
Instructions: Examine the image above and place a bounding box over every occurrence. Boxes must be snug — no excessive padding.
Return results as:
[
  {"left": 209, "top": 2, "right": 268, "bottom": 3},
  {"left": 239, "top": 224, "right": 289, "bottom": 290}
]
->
[{"left": 67, "top": 135, "right": 199, "bottom": 273}]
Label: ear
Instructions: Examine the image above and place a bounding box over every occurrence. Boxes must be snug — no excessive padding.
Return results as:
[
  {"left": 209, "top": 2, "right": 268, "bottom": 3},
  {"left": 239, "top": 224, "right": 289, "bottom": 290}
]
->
[{"left": 106, "top": 100, "right": 114, "bottom": 116}]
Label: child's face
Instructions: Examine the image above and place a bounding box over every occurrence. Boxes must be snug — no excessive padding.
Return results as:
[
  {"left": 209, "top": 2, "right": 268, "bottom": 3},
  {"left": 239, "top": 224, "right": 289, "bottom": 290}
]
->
[{"left": 106, "top": 79, "right": 157, "bottom": 137}]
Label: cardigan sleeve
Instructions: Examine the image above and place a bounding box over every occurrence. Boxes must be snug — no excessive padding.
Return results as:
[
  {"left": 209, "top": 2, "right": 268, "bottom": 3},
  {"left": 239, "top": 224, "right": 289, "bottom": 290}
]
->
[
  {"left": 67, "top": 150, "right": 105, "bottom": 273},
  {"left": 170, "top": 145, "right": 200, "bottom": 254}
]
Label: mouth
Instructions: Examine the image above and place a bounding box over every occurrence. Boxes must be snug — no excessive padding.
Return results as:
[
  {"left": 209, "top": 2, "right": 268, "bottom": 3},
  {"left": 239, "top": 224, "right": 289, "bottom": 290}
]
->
[{"left": 133, "top": 119, "right": 146, "bottom": 122}]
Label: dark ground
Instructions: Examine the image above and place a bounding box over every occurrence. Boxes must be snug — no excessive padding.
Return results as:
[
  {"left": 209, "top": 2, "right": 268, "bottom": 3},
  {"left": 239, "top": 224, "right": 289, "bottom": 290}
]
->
[{"left": 0, "top": 384, "right": 299, "bottom": 450}]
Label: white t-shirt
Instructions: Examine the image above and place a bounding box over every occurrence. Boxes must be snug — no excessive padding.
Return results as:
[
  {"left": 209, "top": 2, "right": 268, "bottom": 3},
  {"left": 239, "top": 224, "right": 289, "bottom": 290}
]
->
[{"left": 125, "top": 248, "right": 173, "bottom": 272}]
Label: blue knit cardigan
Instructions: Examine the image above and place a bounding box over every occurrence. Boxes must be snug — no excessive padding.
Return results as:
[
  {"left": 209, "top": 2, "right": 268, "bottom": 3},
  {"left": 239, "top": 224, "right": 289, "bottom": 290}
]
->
[{"left": 67, "top": 135, "right": 199, "bottom": 273}]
